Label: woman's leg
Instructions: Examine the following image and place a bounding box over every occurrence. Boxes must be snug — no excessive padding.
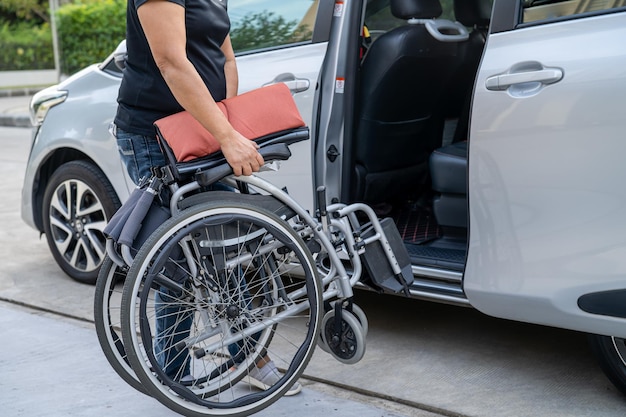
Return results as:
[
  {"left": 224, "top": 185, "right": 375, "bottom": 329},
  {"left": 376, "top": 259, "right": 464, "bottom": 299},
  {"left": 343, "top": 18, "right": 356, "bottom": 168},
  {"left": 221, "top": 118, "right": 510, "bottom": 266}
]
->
[{"left": 115, "top": 127, "right": 191, "bottom": 378}]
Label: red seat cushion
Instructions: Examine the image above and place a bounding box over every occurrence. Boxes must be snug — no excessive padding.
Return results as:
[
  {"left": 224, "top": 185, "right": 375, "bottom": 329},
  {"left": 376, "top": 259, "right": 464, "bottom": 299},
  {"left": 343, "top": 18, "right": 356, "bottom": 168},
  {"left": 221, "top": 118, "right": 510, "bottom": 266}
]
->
[{"left": 154, "top": 83, "right": 305, "bottom": 162}]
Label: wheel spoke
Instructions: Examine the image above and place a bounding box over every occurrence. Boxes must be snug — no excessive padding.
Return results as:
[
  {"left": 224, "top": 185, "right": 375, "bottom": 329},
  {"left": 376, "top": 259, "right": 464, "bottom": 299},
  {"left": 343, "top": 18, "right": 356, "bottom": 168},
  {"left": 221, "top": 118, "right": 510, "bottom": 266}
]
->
[
  {"left": 84, "top": 226, "right": 107, "bottom": 259},
  {"left": 121, "top": 201, "right": 322, "bottom": 416},
  {"left": 49, "top": 219, "right": 73, "bottom": 255},
  {"left": 49, "top": 215, "right": 73, "bottom": 239},
  {"left": 70, "top": 239, "right": 92, "bottom": 270},
  {"left": 49, "top": 183, "right": 72, "bottom": 222},
  {"left": 75, "top": 181, "right": 105, "bottom": 217}
]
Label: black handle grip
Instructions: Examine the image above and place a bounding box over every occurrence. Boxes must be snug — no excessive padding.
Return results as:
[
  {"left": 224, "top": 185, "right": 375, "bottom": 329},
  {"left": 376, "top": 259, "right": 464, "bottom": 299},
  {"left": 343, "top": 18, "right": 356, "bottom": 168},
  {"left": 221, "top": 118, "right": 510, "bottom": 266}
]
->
[
  {"left": 196, "top": 143, "right": 292, "bottom": 187},
  {"left": 316, "top": 186, "right": 327, "bottom": 217}
]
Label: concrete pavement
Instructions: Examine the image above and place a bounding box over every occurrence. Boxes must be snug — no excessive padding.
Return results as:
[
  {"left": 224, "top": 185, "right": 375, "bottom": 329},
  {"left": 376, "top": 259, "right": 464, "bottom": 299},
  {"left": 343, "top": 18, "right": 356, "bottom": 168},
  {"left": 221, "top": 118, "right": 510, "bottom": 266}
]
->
[
  {"left": 0, "top": 91, "right": 32, "bottom": 127},
  {"left": 1, "top": 302, "right": 433, "bottom": 417}
]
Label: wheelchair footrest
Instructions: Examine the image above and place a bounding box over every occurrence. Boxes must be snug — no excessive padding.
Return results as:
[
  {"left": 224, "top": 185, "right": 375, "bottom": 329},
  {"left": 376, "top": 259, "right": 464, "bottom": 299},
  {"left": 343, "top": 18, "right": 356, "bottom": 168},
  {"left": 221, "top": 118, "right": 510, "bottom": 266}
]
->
[{"left": 360, "top": 217, "right": 414, "bottom": 293}]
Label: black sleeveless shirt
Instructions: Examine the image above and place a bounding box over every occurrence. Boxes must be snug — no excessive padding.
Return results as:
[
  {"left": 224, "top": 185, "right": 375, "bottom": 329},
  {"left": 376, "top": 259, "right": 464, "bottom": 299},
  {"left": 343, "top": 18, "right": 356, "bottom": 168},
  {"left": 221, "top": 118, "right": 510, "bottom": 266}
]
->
[{"left": 115, "top": 0, "right": 230, "bottom": 136}]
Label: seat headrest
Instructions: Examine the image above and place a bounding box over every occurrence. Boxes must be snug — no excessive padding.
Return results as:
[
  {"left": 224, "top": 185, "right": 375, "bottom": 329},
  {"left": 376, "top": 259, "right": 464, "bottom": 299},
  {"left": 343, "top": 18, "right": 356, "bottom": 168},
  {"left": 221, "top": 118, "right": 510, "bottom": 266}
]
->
[
  {"left": 391, "top": 0, "right": 442, "bottom": 20},
  {"left": 454, "top": 0, "right": 491, "bottom": 28}
]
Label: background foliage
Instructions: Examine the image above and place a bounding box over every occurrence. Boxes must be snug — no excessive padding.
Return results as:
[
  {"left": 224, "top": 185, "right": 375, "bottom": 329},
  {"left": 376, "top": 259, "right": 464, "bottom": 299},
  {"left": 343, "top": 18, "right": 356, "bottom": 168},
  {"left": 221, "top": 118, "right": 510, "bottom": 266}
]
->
[
  {"left": 56, "top": 0, "right": 126, "bottom": 75},
  {"left": 0, "top": 0, "right": 53, "bottom": 71},
  {"left": 0, "top": 0, "right": 125, "bottom": 74},
  {"left": 1, "top": 0, "right": 459, "bottom": 74},
  {"left": 0, "top": 0, "right": 49, "bottom": 23},
  {"left": 0, "top": 21, "right": 54, "bottom": 71}
]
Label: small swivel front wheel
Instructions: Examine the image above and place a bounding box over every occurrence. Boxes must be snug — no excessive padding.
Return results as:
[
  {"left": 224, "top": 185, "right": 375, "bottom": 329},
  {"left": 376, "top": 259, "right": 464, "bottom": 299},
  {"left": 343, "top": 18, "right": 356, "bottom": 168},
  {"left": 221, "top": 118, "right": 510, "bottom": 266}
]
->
[
  {"left": 336, "top": 301, "right": 369, "bottom": 337},
  {"left": 320, "top": 309, "right": 366, "bottom": 365}
]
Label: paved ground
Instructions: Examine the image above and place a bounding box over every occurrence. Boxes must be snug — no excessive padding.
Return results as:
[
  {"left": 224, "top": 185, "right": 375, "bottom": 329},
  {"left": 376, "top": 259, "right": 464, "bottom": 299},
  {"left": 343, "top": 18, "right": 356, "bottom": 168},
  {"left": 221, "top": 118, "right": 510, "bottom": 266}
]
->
[
  {"left": 2, "top": 96, "right": 626, "bottom": 417},
  {"left": 1, "top": 302, "right": 437, "bottom": 417},
  {"left": 0, "top": 93, "right": 32, "bottom": 127}
]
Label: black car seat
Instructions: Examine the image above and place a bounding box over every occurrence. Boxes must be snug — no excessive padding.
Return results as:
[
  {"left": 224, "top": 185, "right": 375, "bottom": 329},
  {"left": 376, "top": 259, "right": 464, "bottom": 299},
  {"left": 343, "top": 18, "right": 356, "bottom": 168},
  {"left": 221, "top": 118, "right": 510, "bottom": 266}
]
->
[
  {"left": 429, "top": 0, "right": 492, "bottom": 231},
  {"left": 352, "top": 0, "right": 468, "bottom": 205},
  {"left": 429, "top": 141, "right": 468, "bottom": 230},
  {"left": 450, "top": 0, "right": 492, "bottom": 143}
]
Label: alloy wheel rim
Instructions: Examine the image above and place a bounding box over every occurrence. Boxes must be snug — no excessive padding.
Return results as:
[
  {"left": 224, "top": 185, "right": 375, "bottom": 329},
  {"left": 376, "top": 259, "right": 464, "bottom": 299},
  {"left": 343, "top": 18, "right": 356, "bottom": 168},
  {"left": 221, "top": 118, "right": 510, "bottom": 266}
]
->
[{"left": 48, "top": 178, "right": 108, "bottom": 273}]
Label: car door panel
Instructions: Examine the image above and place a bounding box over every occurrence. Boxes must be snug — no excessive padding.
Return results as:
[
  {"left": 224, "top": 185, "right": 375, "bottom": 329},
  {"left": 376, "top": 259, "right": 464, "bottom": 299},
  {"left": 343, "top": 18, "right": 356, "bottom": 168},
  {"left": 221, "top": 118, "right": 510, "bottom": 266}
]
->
[
  {"left": 466, "top": 12, "right": 626, "bottom": 337},
  {"left": 236, "top": 43, "right": 326, "bottom": 210}
]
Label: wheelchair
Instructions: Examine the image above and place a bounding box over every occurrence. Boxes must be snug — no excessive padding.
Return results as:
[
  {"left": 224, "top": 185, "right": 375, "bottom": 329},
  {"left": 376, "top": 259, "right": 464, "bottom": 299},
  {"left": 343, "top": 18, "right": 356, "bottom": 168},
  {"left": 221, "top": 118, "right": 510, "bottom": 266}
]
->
[{"left": 94, "top": 127, "right": 412, "bottom": 416}]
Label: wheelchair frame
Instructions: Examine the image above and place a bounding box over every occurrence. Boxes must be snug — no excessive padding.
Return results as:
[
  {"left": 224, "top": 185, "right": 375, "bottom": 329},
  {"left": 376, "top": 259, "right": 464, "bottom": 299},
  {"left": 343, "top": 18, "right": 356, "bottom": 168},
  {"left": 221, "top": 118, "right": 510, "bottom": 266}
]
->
[{"left": 95, "top": 130, "right": 412, "bottom": 416}]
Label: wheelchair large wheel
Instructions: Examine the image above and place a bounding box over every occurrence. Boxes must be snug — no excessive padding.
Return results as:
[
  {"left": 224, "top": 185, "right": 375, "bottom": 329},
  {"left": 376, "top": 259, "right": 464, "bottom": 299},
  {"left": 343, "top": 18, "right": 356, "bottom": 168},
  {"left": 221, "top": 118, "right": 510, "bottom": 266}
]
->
[
  {"left": 121, "top": 199, "right": 322, "bottom": 417},
  {"left": 93, "top": 256, "right": 146, "bottom": 394}
]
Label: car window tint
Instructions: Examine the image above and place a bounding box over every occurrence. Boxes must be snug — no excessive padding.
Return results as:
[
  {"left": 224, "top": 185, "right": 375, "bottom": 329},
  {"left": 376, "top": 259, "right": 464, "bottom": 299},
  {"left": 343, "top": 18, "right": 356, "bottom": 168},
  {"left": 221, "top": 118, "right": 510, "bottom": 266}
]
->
[
  {"left": 228, "top": 0, "right": 318, "bottom": 53},
  {"left": 522, "top": 0, "right": 626, "bottom": 23},
  {"left": 365, "top": 0, "right": 455, "bottom": 40}
]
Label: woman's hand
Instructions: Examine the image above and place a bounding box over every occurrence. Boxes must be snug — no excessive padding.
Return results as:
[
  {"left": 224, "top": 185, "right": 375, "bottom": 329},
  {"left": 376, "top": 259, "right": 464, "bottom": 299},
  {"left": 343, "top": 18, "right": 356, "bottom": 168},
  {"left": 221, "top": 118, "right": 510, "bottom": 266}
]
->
[{"left": 220, "top": 131, "right": 265, "bottom": 176}]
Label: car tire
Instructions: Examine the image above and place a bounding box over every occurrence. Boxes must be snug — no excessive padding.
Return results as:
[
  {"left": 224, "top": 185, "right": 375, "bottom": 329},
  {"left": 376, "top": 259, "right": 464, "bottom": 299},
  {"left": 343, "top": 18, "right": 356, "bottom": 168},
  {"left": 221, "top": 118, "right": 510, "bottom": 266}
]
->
[
  {"left": 588, "top": 334, "right": 626, "bottom": 395},
  {"left": 42, "top": 160, "right": 121, "bottom": 284}
]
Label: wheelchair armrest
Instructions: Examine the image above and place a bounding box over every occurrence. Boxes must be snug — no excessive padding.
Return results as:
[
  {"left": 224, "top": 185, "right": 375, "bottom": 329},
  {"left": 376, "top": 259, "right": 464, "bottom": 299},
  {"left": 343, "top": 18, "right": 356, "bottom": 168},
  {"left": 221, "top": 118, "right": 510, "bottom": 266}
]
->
[
  {"left": 161, "top": 127, "right": 309, "bottom": 182},
  {"left": 194, "top": 143, "right": 292, "bottom": 187}
]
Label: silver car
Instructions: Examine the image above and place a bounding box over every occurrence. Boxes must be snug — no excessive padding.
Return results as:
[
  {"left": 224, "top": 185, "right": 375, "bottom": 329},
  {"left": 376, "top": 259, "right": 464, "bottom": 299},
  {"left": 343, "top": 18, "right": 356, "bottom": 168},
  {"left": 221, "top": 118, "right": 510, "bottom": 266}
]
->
[{"left": 22, "top": 0, "right": 626, "bottom": 396}]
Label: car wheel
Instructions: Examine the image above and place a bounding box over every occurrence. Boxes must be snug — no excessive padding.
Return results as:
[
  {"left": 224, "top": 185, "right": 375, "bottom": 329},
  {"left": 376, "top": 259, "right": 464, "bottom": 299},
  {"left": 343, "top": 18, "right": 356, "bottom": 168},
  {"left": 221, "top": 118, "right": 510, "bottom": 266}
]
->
[
  {"left": 42, "top": 160, "right": 121, "bottom": 284},
  {"left": 588, "top": 334, "right": 626, "bottom": 395}
]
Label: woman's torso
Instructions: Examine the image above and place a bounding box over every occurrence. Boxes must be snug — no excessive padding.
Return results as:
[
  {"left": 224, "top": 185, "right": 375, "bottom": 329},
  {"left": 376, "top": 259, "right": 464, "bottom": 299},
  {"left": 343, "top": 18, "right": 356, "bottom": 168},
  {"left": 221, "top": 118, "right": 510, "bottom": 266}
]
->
[{"left": 115, "top": 0, "right": 230, "bottom": 136}]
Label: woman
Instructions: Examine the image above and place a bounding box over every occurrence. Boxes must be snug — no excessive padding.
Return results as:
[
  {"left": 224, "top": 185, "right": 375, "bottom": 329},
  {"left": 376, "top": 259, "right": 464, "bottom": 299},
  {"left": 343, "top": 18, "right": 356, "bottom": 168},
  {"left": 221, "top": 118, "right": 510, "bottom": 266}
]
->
[
  {"left": 114, "top": 0, "right": 263, "bottom": 179},
  {"left": 112, "top": 0, "right": 301, "bottom": 396}
]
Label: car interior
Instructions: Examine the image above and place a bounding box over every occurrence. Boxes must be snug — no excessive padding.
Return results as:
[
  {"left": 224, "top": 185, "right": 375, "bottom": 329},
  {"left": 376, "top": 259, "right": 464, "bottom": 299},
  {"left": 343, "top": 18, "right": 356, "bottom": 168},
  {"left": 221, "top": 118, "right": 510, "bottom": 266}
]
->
[{"left": 346, "top": 0, "right": 493, "bottom": 294}]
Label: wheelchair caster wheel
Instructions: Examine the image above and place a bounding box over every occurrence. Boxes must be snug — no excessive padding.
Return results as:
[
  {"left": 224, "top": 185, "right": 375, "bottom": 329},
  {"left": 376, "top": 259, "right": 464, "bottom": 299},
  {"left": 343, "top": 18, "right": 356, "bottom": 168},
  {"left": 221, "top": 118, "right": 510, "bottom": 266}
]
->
[
  {"left": 334, "top": 301, "right": 369, "bottom": 337},
  {"left": 318, "top": 301, "right": 367, "bottom": 353},
  {"left": 317, "top": 333, "right": 332, "bottom": 353},
  {"left": 320, "top": 309, "right": 366, "bottom": 364}
]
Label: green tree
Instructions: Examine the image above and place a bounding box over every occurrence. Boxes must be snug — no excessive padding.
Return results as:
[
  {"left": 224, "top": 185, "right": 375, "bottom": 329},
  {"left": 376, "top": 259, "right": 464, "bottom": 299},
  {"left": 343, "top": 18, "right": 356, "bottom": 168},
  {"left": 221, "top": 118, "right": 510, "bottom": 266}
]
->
[
  {"left": 0, "top": 21, "right": 54, "bottom": 70},
  {"left": 0, "top": 0, "right": 50, "bottom": 23},
  {"left": 230, "top": 11, "right": 312, "bottom": 53},
  {"left": 56, "top": 0, "right": 126, "bottom": 74},
  {"left": 0, "top": 0, "right": 55, "bottom": 71}
]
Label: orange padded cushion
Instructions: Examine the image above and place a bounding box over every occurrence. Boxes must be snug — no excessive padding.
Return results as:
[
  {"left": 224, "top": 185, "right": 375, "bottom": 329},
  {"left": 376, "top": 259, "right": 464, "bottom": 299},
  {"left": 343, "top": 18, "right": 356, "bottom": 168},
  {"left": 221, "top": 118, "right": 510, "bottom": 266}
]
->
[{"left": 154, "top": 83, "right": 305, "bottom": 162}]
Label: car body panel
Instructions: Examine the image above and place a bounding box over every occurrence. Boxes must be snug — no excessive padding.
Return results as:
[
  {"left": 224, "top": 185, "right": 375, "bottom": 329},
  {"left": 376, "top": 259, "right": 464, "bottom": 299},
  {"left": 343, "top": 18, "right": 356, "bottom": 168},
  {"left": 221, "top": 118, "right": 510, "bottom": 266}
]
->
[
  {"left": 237, "top": 42, "right": 326, "bottom": 211},
  {"left": 466, "top": 11, "right": 626, "bottom": 337},
  {"left": 20, "top": 66, "right": 130, "bottom": 230}
]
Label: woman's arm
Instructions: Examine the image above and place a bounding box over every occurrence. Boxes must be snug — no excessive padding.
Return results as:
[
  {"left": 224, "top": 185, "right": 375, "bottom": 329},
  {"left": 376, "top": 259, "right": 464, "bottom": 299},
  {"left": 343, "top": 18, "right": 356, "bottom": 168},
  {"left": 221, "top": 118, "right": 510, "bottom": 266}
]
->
[
  {"left": 137, "top": 0, "right": 263, "bottom": 176},
  {"left": 222, "top": 35, "right": 238, "bottom": 99}
]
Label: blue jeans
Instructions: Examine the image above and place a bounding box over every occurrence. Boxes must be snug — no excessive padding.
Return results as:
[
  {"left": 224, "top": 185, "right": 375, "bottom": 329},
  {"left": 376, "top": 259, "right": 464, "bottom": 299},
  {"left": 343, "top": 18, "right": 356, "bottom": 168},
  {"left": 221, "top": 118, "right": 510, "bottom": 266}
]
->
[
  {"left": 114, "top": 125, "right": 250, "bottom": 378},
  {"left": 115, "top": 126, "right": 190, "bottom": 378},
  {"left": 114, "top": 126, "right": 166, "bottom": 184}
]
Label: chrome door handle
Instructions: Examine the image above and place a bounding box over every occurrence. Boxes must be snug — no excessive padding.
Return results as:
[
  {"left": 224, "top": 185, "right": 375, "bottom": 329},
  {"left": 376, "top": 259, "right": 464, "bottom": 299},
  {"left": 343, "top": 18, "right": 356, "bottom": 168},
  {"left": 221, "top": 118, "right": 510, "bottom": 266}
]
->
[
  {"left": 264, "top": 73, "right": 310, "bottom": 94},
  {"left": 486, "top": 67, "right": 563, "bottom": 91},
  {"left": 282, "top": 79, "right": 311, "bottom": 93}
]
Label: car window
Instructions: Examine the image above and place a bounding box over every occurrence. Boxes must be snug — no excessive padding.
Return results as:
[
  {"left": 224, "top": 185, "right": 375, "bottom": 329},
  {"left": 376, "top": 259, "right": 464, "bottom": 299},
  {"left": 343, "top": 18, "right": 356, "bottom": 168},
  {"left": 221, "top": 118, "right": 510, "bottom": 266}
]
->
[
  {"left": 522, "top": 0, "right": 626, "bottom": 23},
  {"left": 228, "top": 0, "right": 318, "bottom": 53},
  {"left": 101, "top": 58, "right": 122, "bottom": 76}
]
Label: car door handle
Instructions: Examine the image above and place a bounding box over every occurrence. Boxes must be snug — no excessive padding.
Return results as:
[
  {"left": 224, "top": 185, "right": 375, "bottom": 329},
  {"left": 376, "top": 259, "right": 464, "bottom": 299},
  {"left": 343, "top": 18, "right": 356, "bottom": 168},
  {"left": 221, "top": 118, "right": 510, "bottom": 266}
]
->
[
  {"left": 486, "top": 67, "right": 563, "bottom": 91},
  {"left": 264, "top": 73, "right": 310, "bottom": 94}
]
